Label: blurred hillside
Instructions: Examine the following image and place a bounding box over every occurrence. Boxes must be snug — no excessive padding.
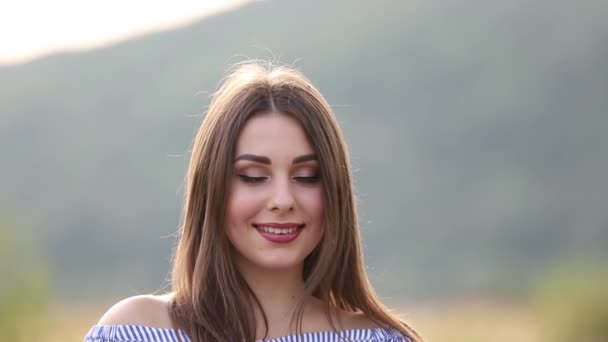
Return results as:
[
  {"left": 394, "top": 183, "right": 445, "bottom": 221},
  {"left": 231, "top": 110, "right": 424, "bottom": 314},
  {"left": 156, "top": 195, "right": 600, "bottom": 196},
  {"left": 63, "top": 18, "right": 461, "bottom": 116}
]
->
[{"left": 1, "top": 0, "right": 607, "bottom": 300}]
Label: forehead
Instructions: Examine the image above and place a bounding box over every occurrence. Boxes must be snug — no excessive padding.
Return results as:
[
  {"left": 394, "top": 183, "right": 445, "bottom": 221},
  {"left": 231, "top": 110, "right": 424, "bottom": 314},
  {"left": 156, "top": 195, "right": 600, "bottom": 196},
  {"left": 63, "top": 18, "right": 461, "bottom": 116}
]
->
[{"left": 235, "top": 112, "right": 314, "bottom": 156}]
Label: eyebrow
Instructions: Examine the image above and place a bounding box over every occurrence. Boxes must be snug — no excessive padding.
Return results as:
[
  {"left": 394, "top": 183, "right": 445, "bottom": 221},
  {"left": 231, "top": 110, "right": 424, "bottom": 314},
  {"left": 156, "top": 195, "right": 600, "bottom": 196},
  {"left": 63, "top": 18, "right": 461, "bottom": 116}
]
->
[
  {"left": 234, "top": 153, "right": 317, "bottom": 165},
  {"left": 292, "top": 153, "right": 317, "bottom": 164}
]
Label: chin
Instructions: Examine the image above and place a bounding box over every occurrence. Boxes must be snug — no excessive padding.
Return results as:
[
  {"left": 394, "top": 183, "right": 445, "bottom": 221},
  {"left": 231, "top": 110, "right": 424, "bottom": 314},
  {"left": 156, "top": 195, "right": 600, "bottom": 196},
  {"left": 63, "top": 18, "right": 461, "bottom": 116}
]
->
[
  {"left": 235, "top": 250, "right": 307, "bottom": 272},
  {"left": 255, "top": 255, "right": 306, "bottom": 271}
]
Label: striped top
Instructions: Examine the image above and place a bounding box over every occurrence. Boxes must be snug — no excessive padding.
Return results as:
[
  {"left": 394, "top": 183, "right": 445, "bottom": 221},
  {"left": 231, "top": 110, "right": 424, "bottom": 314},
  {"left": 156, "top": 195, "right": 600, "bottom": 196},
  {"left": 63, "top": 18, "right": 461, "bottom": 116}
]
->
[{"left": 84, "top": 325, "right": 412, "bottom": 342}]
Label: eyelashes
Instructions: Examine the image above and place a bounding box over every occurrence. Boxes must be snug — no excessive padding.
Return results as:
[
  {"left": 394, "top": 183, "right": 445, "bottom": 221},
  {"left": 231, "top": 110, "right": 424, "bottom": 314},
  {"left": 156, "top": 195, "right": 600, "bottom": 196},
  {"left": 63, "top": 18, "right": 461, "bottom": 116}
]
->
[
  {"left": 237, "top": 175, "right": 320, "bottom": 184},
  {"left": 293, "top": 175, "right": 320, "bottom": 184},
  {"left": 238, "top": 175, "right": 266, "bottom": 183}
]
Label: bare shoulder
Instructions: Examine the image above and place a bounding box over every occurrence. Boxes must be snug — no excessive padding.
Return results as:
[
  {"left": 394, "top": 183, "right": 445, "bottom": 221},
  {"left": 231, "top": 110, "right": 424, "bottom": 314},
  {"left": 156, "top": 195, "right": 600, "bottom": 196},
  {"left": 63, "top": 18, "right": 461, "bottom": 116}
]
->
[
  {"left": 97, "top": 293, "right": 174, "bottom": 328},
  {"left": 339, "top": 310, "right": 381, "bottom": 330}
]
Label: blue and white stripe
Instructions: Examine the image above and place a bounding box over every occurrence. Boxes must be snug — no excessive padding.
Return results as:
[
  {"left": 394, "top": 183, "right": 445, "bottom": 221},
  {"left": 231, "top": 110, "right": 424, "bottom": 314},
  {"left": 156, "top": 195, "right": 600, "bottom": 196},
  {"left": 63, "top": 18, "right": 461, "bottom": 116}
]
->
[
  {"left": 85, "top": 325, "right": 190, "bottom": 342},
  {"left": 84, "top": 325, "right": 411, "bottom": 342}
]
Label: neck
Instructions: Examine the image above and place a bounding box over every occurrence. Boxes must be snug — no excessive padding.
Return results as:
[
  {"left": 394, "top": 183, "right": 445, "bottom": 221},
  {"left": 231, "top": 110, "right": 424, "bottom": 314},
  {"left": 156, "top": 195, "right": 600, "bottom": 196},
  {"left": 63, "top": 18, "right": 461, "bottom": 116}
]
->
[{"left": 236, "top": 257, "right": 308, "bottom": 335}]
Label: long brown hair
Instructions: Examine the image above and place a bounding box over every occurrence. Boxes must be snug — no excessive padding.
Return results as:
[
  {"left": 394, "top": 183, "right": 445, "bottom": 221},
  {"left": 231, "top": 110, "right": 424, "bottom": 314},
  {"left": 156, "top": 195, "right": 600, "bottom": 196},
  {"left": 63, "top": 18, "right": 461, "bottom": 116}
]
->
[{"left": 169, "top": 60, "right": 421, "bottom": 341}]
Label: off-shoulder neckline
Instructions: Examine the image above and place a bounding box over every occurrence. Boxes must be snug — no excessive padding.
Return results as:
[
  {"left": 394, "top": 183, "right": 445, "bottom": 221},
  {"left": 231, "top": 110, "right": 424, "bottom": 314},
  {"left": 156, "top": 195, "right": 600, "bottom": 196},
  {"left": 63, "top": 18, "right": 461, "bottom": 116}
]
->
[{"left": 85, "top": 324, "right": 409, "bottom": 341}]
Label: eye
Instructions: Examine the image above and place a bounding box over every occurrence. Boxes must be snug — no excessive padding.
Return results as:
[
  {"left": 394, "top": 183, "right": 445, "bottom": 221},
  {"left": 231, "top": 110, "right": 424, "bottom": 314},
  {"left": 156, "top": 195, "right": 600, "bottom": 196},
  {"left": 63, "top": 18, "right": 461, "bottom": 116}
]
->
[
  {"left": 238, "top": 175, "right": 267, "bottom": 183},
  {"left": 293, "top": 175, "right": 320, "bottom": 184}
]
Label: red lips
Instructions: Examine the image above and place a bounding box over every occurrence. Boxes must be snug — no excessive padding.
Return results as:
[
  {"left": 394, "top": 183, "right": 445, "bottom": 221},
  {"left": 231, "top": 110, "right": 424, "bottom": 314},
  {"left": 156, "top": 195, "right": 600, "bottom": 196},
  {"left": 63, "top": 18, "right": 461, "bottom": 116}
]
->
[
  {"left": 253, "top": 222, "right": 304, "bottom": 228},
  {"left": 252, "top": 222, "right": 305, "bottom": 243}
]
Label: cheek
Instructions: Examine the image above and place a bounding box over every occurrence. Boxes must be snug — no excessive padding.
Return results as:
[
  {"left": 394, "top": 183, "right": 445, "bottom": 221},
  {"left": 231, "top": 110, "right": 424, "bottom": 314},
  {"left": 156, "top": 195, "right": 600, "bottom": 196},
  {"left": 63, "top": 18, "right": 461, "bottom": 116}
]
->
[
  {"left": 226, "top": 184, "right": 264, "bottom": 226},
  {"left": 300, "top": 188, "right": 324, "bottom": 225}
]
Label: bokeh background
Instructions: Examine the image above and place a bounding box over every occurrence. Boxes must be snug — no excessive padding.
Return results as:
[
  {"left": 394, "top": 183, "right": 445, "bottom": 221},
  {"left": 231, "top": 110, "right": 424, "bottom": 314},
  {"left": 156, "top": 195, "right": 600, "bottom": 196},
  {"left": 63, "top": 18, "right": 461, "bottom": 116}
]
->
[{"left": 1, "top": 0, "right": 607, "bottom": 341}]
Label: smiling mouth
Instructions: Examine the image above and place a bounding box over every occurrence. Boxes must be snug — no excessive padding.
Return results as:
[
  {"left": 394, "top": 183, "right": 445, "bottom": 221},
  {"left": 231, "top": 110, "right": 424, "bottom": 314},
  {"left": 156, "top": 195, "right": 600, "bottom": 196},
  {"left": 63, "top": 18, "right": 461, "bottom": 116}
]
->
[{"left": 252, "top": 224, "right": 305, "bottom": 235}]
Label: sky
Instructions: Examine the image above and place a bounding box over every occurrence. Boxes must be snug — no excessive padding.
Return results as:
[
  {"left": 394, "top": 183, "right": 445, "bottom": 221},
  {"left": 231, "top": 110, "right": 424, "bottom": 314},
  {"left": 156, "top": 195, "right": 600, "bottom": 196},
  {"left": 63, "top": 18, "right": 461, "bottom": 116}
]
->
[{"left": 0, "top": 0, "right": 253, "bottom": 65}]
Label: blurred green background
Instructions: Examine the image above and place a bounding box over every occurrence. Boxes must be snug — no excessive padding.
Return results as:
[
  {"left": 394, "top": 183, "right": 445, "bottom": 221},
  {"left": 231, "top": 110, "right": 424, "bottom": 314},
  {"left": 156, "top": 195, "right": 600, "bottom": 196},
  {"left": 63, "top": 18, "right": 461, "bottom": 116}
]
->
[{"left": 1, "top": 0, "right": 607, "bottom": 340}]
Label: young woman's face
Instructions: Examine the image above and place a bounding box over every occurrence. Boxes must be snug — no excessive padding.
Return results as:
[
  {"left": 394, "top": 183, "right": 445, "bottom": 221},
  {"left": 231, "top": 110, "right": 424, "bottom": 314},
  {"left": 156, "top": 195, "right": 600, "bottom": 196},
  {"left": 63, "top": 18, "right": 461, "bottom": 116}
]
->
[{"left": 226, "top": 112, "right": 324, "bottom": 272}]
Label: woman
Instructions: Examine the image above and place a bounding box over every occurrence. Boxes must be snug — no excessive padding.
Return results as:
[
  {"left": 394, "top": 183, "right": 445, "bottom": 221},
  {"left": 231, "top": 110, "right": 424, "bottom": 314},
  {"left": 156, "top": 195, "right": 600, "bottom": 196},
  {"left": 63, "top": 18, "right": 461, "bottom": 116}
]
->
[{"left": 85, "top": 61, "right": 421, "bottom": 342}]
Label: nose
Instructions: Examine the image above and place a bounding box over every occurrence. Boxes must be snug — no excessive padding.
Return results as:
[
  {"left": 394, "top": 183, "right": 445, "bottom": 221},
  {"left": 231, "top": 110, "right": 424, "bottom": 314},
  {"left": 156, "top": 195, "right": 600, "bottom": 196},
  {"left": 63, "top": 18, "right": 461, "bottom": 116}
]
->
[{"left": 268, "top": 176, "right": 294, "bottom": 212}]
